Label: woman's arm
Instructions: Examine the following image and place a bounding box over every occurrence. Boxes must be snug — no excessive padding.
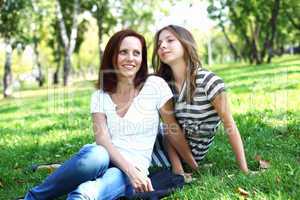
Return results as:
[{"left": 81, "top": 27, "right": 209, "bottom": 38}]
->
[
  {"left": 92, "top": 113, "right": 153, "bottom": 192},
  {"left": 211, "top": 92, "right": 249, "bottom": 173},
  {"left": 159, "top": 99, "right": 198, "bottom": 170}
]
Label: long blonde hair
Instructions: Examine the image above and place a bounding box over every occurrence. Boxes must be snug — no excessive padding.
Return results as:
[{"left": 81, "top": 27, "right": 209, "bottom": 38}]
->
[{"left": 152, "top": 25, "right": 202, "bottom": 102}]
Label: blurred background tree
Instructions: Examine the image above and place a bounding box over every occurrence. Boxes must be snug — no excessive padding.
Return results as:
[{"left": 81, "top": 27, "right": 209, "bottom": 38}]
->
[
  {"left": 0, "top": 0, "right": 32, "bottom": 97},
  {"left": 0, "top": 0, "right": 299, "bottom": 97},
  {"left": 207, "top": 0, "right": 299, "bottom": 64}
]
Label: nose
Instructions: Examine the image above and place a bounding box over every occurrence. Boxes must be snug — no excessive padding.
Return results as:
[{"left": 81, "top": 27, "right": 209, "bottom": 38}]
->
[
  {"left": 126, "top": 52, "right": 134, "bottom": 61},
  {"left": 159, "top": 41, "right": 167, "bottom": 50}
]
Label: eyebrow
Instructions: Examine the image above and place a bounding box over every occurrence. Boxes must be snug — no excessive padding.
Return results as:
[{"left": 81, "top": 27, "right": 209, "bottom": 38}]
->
[
  {"left": 158, "top": 35, "right": 174, "bottom": 43},
  {"left": 119, "top": 47, "right": 141, "bottom": 52}
]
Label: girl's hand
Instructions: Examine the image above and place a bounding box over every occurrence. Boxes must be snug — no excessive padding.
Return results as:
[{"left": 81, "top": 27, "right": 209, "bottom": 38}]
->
[{"left": 127, "top": 165, "right": 154, "bottom": 193}]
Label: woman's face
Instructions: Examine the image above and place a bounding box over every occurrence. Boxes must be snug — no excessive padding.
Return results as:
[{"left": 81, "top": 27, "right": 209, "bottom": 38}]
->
[
  {"left": 116, "top": 36, "right": 142, "bottom": 80},
  {"left": 157, "top": 29, "right": 184, "bottom": 65}
]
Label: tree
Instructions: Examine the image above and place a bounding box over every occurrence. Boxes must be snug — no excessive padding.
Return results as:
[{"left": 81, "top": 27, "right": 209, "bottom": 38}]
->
[
  {"left": 283, "top": 0, "right": 300, "bottom": 31},
  {"left": 207, "top": 0, "right": 283, "bottom": 64},
  {"left": 30, "top": 0, "right": 53, "bottom": 87},
  {"left": 56, "top": 0, "right": 80, "bottom": 86},
  {"left": 207, "top": 1, "right": 241, "bottom": 61},
  {"left": 83, "top": 0, "right": 165, "bottom": 67},
  {"left": 83, "top": 0, "right": 117, "bottom": 63},
  {"left": 0, "top": 0, "right": 31, "bottom": 97}
]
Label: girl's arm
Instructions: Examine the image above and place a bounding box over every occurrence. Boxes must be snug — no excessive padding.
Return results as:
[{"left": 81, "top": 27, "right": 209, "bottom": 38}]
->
[
  {"left": 159, "top": 99, "right": 198, "bottom": 170},
  {"left": 211, "top": 92, "right": 249, "bottom": 173},
  {"left": 163, "top": 135, "right": 184, "bottom": 174},
  {"left": 92, "top": 113, "right": 153, "bottom": 192}
]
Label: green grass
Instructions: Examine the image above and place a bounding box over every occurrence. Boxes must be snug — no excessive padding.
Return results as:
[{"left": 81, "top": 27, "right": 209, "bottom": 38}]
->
[{"left": 1, "top": 55, "right": 300, "bottom": 199}]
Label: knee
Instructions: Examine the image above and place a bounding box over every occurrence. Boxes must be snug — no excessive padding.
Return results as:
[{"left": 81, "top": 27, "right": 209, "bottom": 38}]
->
[{"left": 76, "top": 144, "right": 109, "bottom": 175}]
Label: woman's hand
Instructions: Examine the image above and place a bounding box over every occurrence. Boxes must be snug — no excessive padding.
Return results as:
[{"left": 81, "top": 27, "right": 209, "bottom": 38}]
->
[
  {"left": 127, "top": 165, "right": 154, "bottom": 193},
  {"left": 92, "top": 113, "right": 154, "bottom": 192}
]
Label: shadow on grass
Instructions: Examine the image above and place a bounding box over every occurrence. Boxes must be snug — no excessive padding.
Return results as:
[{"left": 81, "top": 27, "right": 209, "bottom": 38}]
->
[
  {"left": 0, "top": 104, "right": 19, "bottom": 113},
  {"left": 217, "top": 68, "right": 300, "bottom": 94},
  {"left": 0, "top": 112, "right": 90, "bottom": 138},
  {"left": 196, "top": 109, "right": 300, "bottom": 198},
  {"left": 227, "top": 79, "right": 299, "bottom": 94},
  {"left": 213, "top": 63, "right": 300, "bottom": 84},
  {"left": 272, "top": 56, "right": 300, "bottom": 64},
  {"left": 0, "top": 133, "right": 93, "bottom": 199},
  {"left": 1, "top": 109, "right": 299, "bottom": 199},
  {"left": 213, "top": 61, "right": 300, "bottom": 75},
  {"left": 225, "top": 70, "right": 299, "bottom": 84},
  {"left": 204, "top": 109, "right": 299, "bottom": 172}
]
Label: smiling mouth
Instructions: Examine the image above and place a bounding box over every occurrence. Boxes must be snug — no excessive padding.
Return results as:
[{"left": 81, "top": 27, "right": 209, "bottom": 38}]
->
[{"left": 122, "top": 64, "right": 135, "bottom": 70}]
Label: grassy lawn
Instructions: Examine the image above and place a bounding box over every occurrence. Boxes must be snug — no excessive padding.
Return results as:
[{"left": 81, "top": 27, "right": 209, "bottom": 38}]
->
[{"left": 0, "top": 55, "right": 299, "bottom": 199}]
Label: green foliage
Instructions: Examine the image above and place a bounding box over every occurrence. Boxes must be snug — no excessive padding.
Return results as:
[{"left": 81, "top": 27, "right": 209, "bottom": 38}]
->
[
  {"left": 0, "top": 0, "right": 33, "bottom": 47},
  {"left": 0, "top": 56, "right": 299, "bottom": 199},
  {"left": 207, "top": 0, "right": 300, "bottom": 64}
]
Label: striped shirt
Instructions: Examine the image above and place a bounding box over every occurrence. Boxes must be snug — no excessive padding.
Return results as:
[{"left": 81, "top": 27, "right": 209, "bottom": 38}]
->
[{"left": 171, "top": 68, "right": 226, "bottom": 161}]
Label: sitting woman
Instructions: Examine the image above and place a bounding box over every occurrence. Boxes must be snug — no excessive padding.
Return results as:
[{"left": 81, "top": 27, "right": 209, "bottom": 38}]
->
[
  {"left": 151, "top": 25, "right": 249, "bottom": 175},
  {"left": 24, "top": 29, "right": 197, "bottom": 200}
]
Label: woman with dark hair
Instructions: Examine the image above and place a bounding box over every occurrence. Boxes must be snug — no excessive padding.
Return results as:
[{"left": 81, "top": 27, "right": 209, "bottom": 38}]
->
[
  {"left": 151, "top": 25, "right": 248, "bottom": 175},
  {"left": 24, "top": 29, "right": 197, "bottom": 200}
]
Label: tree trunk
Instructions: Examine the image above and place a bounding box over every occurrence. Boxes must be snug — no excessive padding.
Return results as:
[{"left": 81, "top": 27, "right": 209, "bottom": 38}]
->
[
  {"left": 33, "top": 38, "right": 45, "bottom": 87},
  {"left": 249, "top": 22, "right": 262, "bottom": 64},
  {"left": 53, "top": 67, "right": 60, "bottom": 85},
  {"left": 63, "top": 50, "right": 71, "bottom": 86},
  {"left": 97, "top": 4, "right": 103, "bottom": 64},
  {"left": 56, "top": 0, "right": 79, "bottom": 86},
  {"left": 3, "top": 38, "right": 13, "bottom": 98},
  {"left": 228, "top": 5, "right": 252, "bottom": 62},
  {"left": 31, "top": 0, "right": 44, "bottom": 87},
  {"left": 261, "top": 0, "right": 280, "bottom": 62},
  {"left": 219, "top": 23, "right": 240, "bottom": 61},
  {"left": 96, "top": 0, "right": 108, "bottom": 64},
  {"left": 53, "top": 44, "right": 61, "bottom": 85},
  {"left": 267, "top": 0, "right": 280, "bottom": 63}
]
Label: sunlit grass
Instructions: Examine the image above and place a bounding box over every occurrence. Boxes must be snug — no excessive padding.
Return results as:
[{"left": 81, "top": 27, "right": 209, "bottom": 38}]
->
[{"left": 0, "top": 55, "right": 300, "bottom": 199}]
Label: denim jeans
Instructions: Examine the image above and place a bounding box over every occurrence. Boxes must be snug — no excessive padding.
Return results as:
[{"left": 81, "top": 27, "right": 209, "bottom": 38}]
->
[
  {"left": 127, "top": 169, "right": 184, "bottom": 200},
  {"left": 24, "top": 144, "right": 133, "bottom": 200}
]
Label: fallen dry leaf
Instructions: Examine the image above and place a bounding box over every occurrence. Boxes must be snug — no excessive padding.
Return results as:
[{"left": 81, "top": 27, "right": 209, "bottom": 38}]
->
[
  {"left": 237, "top": 187, "right": 249, "bottom": 198},
  {"left": 35, "top": 164, "right": 61, "bottom": 174}
]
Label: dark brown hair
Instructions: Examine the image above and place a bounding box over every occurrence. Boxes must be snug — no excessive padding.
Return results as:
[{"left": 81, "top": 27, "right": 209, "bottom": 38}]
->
[
  {"left": 96, "top": 29, "right": 148, "bottom": 93},
  {"left": 152, "top": 25, "right": 202, "bottom": 101}
]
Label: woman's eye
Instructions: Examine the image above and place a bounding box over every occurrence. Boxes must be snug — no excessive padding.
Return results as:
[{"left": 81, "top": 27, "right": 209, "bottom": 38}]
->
[
  {"left": 119, "top": 50, "right": 127, "bottom": 54},
  {"left": 168, "top": 39, "right": 174, "bottom": 43}
]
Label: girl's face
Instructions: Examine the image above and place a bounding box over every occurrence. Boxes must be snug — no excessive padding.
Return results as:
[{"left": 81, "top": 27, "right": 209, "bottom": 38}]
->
[
  {"left": 157, "top": 29, "right": 184, "bottom": 65},
  {"left": 116, "top": 36, "right": 142, "bottom": 80}
]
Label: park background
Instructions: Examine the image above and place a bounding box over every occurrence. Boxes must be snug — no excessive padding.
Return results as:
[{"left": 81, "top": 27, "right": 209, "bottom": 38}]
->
[{"left": 0, "top": 0, "right": 299, "bottom": 199}]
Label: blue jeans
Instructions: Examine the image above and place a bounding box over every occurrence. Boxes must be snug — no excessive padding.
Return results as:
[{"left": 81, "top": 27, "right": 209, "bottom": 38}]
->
[{"left": 25, "top": 144, "right": 133, "bottom": 200}]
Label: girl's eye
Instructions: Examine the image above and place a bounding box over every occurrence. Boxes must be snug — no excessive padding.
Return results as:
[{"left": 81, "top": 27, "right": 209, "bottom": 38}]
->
[
  {"left": 133, "top": 51, "right": 141, "bottom": 56},
  {"left": 167, "top": 39, "right": 174, "bottom": 43}
]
